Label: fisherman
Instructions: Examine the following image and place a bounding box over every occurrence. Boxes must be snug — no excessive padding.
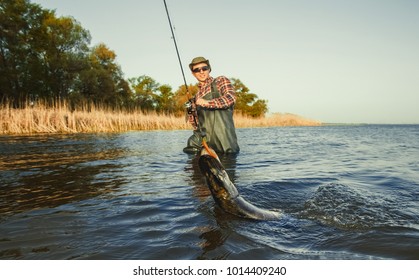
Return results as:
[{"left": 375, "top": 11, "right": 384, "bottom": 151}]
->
[{"left": 183, "top": 57, "right": 240, "bottom": 154}]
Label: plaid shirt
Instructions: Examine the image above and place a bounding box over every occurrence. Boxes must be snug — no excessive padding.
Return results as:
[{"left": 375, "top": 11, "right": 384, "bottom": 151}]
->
[
  {"left": 195, "top": 76, "right": 236, "bottom": 109},
  {"left": 188, "top": 76, "right": 236, "bottom": 129}
]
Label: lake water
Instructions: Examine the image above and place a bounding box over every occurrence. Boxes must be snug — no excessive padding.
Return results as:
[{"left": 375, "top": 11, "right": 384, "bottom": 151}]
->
[{"left": 1, "top": 125, "right": 418, "bottom": 260}]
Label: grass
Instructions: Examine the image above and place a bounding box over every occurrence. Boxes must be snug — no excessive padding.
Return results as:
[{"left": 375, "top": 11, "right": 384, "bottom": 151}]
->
[
  {"left": 234, "top": 112, "right": 321, "bottom": 128},
  {"left": 0, "top": 102, "right": 321, "bottom": 135}
]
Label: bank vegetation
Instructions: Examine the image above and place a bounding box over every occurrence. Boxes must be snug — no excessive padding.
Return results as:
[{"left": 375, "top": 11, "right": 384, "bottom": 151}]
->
[{"left": 0, "top": 101, "right": 320, "bottom": 135}]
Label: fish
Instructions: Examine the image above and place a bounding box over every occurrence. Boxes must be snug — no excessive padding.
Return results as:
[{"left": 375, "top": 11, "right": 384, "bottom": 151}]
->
[{"left": 198, "top": 147, "right": 281, "bottom": 220}]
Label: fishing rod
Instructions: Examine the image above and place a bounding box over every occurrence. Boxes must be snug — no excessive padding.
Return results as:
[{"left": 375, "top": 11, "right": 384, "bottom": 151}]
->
[
  {"left": 162, "top": 0, "right": 197, "bottom": 124},
  {"left": 163, "top": 0, "right": 189, "bottom": 97},
  {"left": 163, "top": 0, "right": 216, "bottom": 158}
]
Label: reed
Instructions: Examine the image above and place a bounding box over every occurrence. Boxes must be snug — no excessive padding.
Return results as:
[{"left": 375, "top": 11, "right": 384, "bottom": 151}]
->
[
  {"left": 234, "top": 112, "right": 321, "bottom": 128},
  {"left": 0, "top": 101, "right": 321, "bottom": 135}
]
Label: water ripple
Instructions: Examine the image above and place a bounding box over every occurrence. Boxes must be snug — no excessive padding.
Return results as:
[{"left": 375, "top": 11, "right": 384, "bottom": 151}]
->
[{"left": 1, "top": 126, "right": 419, "bottom": 259}]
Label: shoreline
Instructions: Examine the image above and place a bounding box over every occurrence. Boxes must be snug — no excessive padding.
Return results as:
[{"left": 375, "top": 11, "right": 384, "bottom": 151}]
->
[{"left": 0, "top": 105, "right": 321, "bottom": 136}]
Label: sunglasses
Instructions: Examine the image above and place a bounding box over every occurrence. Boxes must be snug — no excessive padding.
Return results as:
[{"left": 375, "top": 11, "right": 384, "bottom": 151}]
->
[{"left": 192, "top": 66, "right": 210, "bottom": 73}]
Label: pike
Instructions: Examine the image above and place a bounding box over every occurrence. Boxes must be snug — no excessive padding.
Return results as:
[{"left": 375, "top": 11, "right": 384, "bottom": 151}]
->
[{"left": 199, "top": 148, "right": 281, "bottom": 220}]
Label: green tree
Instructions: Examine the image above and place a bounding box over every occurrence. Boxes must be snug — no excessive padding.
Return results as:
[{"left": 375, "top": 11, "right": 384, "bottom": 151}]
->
[
  {"left": 42, "top": 13, "right": 91, "bottom": 100},
  {"left": 231, "top": 78, "right": 268, "bottom": 117},
  {"left": 0, "top": 0, "right": 49, "bottom": 104},
  {"left": 0, "top": 0, "right": 91, "bottom": 105},
  {"left": 129, "top": 75, "right": 160, "bottom": 111},
  {"left": 156, "top": 84, "right": 175, "bottom": 114},
  {"left": 73, "top": 43, "right": 131, "bottom": 108}
]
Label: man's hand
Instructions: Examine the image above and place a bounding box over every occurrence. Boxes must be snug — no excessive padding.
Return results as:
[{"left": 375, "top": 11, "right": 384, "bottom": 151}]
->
[{"left": 196, "top": 98, "right": 209, "bottom": 107}]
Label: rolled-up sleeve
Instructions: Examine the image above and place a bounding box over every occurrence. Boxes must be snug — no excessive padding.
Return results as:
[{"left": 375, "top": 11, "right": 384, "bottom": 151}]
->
[{"left": 207, "top": 76, "right": 236, "bottom": 109}]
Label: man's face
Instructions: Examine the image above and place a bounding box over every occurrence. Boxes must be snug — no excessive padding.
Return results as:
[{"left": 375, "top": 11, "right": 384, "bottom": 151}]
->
[{"left": 192, "top": 63, "right": 210, "bottom": 83}]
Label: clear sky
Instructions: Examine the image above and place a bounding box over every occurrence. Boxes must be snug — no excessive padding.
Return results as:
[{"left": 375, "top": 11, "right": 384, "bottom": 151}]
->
[{"left": 32, "top": 0, "right": 419, "bottom": 124}]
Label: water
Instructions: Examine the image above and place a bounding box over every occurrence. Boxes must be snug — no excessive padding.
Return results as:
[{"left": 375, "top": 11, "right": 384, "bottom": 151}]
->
[{"left": 1, "top": 125, "right": 418, "bottom": 259}]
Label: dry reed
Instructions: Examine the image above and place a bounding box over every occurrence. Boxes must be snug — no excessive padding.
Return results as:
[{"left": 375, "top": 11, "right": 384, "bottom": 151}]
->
[
  {"left": 0, "top": 102, "right": 321, "bottom": 135},
  {"left": 234, "top": 112, "right": 321, "bottom": 128}
]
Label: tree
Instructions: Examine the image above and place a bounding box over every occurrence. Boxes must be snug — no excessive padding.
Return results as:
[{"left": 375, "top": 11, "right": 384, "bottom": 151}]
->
[
  {"left": 231, "top": 78, "right": 268, "bottom": 117},
  {"left": 73, "top": 43, "right": 131, "bottom": 108},
  {"left": 0, "top": 0, "right": 91, "bottom": 105},
  {"left": 129, "top": 75, "right": 160, "bottom": 111},
  {"left": 0, "top": 0, "right": 50, "bottom": 104},
  {"left": 42, "top": 14, "right": 91, "bottom": 100},
  {"left": 156, "top": 84, "right": 175, "bottom": 114}
]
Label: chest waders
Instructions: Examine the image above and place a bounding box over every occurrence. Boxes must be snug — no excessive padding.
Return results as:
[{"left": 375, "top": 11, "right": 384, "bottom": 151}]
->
[{"left": 183, "top": 80, "right": 240, "bottom": 154}]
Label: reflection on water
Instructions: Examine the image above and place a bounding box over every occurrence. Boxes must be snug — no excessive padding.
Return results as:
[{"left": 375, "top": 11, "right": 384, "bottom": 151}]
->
[
  {"left": 184, "top": 155, "right": 209, "bottom": 200},
  {"left": 0, "top": 134, "right": 127, "bottom": 219}
]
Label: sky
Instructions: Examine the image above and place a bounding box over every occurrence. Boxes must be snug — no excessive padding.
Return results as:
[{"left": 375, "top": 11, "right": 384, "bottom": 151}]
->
[{"left": 32, "top": 0, "right": 419, "bottom": 124}]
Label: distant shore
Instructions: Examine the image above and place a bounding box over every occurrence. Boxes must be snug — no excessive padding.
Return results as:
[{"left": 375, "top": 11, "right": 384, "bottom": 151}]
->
[{"left": 0, "top": 103, "right": 321, "bottom": 135}]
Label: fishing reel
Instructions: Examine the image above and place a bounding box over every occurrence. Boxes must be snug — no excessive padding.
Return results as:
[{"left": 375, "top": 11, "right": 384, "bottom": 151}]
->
[
  {"left": 184, "top": 99, "right": 199, "bottom": 130},
  {"left": 184, "top": 99, "right": 196, "bottom": 115}
]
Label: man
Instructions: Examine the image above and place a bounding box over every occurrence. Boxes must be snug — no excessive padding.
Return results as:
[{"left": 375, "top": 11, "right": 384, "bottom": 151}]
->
[{"left": 183, "top": 56, "right": 240, "bottom": 154}]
